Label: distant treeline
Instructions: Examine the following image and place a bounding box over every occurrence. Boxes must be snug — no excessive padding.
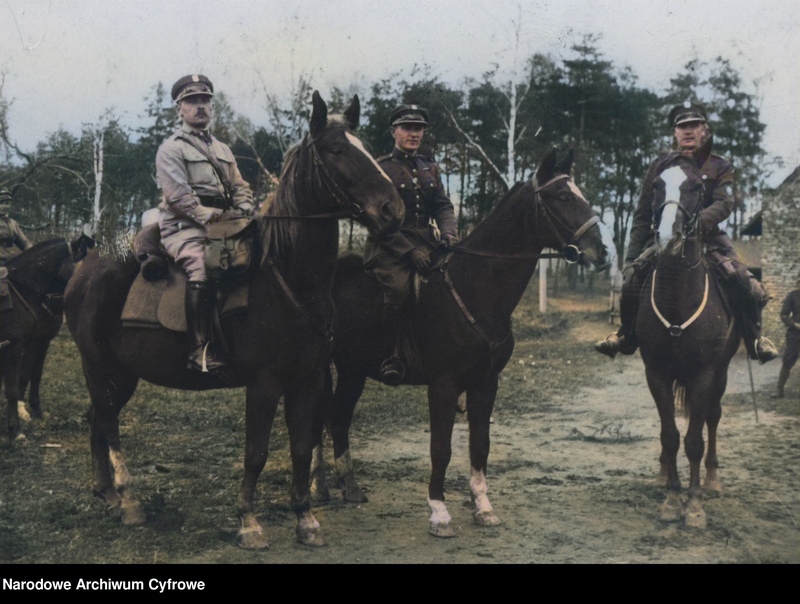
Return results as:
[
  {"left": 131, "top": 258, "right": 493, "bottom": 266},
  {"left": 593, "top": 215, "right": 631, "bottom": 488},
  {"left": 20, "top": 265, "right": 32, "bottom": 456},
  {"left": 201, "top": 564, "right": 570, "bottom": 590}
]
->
[{"left": 0, "top": 37, "right": 775, "bottom": 267}]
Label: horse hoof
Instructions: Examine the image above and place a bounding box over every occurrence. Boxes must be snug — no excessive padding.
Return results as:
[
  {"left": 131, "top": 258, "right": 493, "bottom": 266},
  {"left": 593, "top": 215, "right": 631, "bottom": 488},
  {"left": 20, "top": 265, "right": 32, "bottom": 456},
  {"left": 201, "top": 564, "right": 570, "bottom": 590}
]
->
[
  {"left": 474, "top": 510, "right": 501, "bottom": 527},
  {"left": 685, "top": 501, "right": 707, "bottom": 529},
  {"left": 296, "top": 527, "right": 325, "bottom": 547},
  {"left": 429, "top": 522, "right": 456, "bottom": 538},
  {"left": 658, "top": 493, "right": 682, "bottom": 523},
  {"left": 120, "top": 500, "right": 146, "bottom": 525},
  {"left": 238, "top": 527, "right": 269, "bottom": 550},
  {"left": 342, "top": 481, "right": 368, "bottom": 503},
  {"left": 704, "top": 479, "right": 722, "bottom": 493}
]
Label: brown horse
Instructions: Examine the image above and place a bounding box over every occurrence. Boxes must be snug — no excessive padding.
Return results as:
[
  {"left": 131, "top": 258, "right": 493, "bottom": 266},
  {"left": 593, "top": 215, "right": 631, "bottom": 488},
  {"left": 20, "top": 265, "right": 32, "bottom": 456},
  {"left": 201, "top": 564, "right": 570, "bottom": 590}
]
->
[
  {"left": 636, "top": 166, "right": 740, "bottom": 529},
  {"left": 1, "top": 239, "right": 74, "bottom": 439},
  {"left": 313, "top": 149, "right": 609, "bottom": 537},
  {"left": 64, "top": 92, "right": 403, "bottom": 549}
]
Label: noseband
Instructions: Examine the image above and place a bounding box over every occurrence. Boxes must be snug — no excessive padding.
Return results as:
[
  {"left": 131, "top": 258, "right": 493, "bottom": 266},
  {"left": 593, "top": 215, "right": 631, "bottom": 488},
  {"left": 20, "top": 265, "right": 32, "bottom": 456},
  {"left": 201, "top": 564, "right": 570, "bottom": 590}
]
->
[{"left": 532, "top": 174, "right": 599, "bottom": 264}]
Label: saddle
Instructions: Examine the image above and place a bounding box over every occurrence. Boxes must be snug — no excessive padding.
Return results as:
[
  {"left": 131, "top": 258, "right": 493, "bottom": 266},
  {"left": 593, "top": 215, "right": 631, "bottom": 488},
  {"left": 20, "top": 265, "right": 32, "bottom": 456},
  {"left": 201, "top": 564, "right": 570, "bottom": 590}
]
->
[
  {"left": 121, "top": 223, "right": 250, "bottom": 332},
  {"left": 121, "top": 261, "right": 249, "bottom": 331}
]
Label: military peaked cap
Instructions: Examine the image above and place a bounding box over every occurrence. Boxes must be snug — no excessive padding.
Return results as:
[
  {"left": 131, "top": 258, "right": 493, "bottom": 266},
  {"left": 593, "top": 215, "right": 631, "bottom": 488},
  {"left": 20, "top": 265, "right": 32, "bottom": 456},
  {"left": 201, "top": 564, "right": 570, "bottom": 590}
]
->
[
  {"left": 390, "top": 104, "right": 429, "bottom": 127},
  {"left": 172, "top": 74, "right": 214, "bottom": 103},
  {"left": 669, "top": 102, "right": 708, "bottom": 128}
]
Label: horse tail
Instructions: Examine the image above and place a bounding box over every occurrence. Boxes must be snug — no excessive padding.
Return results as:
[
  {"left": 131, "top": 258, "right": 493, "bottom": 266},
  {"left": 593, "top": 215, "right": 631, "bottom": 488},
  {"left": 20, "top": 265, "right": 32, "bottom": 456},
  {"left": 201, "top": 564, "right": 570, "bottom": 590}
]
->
[{"left": 673, "top": 380, "right": 688, "bottom": 418}]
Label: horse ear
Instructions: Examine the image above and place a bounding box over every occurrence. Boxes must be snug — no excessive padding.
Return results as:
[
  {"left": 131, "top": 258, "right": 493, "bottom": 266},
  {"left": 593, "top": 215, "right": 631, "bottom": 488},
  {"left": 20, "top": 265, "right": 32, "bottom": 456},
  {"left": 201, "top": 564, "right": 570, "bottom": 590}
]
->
[
  {"left": 555, "top": 149, "right": 574, "bottom": 176},
  {"left": 310, "top": 91, "right": 328, "bottom": 137},
  {"left": 343, "top": 95, "right": 360, "bottom": 130},
  {"left": 536, "top": 148, "right": 558, "bottom": 183}
]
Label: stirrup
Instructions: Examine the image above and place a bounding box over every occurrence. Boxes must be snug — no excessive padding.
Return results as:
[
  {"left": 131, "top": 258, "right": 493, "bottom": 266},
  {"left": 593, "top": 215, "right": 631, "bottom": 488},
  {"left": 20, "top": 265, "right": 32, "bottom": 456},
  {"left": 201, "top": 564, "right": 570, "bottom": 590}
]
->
[
  {"left": 379, "top": 356, "right": 405, "bottom": 386},
  {"left": 187, "top": 343, "right": 227, "bottom": 373}
]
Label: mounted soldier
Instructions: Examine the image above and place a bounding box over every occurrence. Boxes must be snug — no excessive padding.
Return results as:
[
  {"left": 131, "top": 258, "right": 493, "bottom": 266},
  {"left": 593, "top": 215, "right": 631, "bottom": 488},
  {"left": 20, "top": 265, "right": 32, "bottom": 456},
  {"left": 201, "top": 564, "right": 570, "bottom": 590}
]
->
[
  {"left": 0, "top": 188, "right": 32, "bottom": 265},
  {"left": 364, "top": 104, "right": 459, "bottom": 385},
  {"left": 595, "top": 102, "right": 779, "bottom": 364},
  {"left": 156, "top": 74, "right": 254, "bottom": 372}
]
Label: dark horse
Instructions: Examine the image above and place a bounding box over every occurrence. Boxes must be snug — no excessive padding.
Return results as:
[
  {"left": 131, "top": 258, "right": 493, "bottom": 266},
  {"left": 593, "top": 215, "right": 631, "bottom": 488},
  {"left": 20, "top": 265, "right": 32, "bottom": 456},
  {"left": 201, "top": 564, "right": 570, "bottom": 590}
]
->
[
  {"left": 1, "top": 239, "right": 74, "bottom": 439},
  {"left": 636, "top": 165, "right": 740, "bottom": 529},
  {"left": 313, "top": 150, "right": 609, "bottom": 537},
  {"left": 16, "top": 232, "right": 96, "bottom": 421},
  {"left": 64, "top": 92, "right": 403, "bottom": 549}
]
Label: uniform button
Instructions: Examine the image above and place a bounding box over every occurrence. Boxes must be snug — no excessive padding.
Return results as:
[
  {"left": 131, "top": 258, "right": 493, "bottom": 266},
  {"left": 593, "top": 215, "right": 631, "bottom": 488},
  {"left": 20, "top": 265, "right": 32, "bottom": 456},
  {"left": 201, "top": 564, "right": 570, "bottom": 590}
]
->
[
  {"left": 400, "top": 184, "right": 405, "bottom": 188},
  {"left": 702, "top": 175, "right": 707, "bottom": 180}
]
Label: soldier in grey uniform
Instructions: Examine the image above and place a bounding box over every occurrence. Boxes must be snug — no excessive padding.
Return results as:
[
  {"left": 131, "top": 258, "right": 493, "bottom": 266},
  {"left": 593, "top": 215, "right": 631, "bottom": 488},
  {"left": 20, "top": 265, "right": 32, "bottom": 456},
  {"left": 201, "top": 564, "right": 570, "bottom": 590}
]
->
[
  {"left": 156, "top": 75, "right": 254, "bottom": 372},
  {"left": 0, "top": 188, "right": 32, "bottom": 264},
  {"left": 364, "top": 105, "right": 459, "bottom": 384},
  {"left": 595, "top": 103, "right": 779, "bottom": 364}
]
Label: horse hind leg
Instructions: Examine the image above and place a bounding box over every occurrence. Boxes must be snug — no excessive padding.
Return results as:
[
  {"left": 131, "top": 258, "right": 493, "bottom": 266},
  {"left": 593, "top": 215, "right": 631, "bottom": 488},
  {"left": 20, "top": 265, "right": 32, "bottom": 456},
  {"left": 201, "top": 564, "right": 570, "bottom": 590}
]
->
[
  {"left": 310, "top": 364, "right": 334, "bottom": 505},
  {"left": 467, "top": 376, "right": 501, "bottom": 528},
  {"left": 683, "top": 385, "right": 713, "bottom": 529},
  {"left": 2, "top": 346, "right": 24, "bottom": 440},
  {"left": 704, "top": 398, "right": 723, "bottom": 493},
  {"left": 85, "top": 371, "right": 143, "bottom": 525},
  {"left": 329, "top": 367, "right": 368, "bottom": 503}
]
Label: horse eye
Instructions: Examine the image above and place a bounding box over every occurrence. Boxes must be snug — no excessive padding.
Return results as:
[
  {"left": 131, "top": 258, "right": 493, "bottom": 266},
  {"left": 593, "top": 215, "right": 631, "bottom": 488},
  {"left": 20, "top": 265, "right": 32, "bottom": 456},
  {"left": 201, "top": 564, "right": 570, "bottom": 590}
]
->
[{"left": 329, "top": 146, "right": 347, "bottom": 155}]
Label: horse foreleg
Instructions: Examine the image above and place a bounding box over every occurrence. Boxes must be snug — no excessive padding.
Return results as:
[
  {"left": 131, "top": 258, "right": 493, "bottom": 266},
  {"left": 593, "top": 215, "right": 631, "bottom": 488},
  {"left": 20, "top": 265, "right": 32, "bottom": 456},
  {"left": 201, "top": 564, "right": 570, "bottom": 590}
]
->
[
  {"left": 237, "top": 374, "right": 280, "bottom": 550},
  {"left": 704, "top": 377, "right": 725, "bottom": 493},
  {"left": 24, "top": 340, "right": 49, "bottom": 419},
  {"left": 310, "top": 364, "right": 332, "bottom": 504},
  {"left": 466, "top": 375, "right": 501, "bottom": 527},
  {"left": 427, "top": 375, "right": 459, "bottom": 538},
  {"left": 645, "top": 367, "right": 682, "bottom": 521},
  {"left": 284, "top": 372, "right": 326, "bottom": 547},
  {"left": 329, "top": 367, "right": 368, "bottom": 503},
  {"left": 2, "top": 346, "right": 23, "bottom": 440},
  {"left": 683, "top": 381, "right": 711, "bottom": 529}
]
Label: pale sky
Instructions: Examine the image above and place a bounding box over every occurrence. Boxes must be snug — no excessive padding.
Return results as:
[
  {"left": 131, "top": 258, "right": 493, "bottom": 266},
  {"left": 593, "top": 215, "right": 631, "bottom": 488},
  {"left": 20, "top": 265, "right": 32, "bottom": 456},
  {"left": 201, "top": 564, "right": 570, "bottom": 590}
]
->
[{"left": 2, "top": 0, "right": 799, "bottom": 186}]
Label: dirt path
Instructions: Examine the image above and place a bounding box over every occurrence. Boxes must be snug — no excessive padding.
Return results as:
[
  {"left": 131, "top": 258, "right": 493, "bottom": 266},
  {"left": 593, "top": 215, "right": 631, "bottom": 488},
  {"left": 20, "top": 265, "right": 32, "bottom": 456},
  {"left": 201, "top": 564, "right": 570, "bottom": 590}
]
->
[{"left": 185, "top": 338, "right": 799, "bottom": 564}]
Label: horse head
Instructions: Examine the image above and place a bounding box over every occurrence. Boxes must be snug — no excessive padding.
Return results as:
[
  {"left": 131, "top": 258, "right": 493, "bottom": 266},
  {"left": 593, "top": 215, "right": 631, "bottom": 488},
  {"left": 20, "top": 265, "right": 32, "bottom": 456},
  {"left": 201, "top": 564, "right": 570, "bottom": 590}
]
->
[
  {"left": 5, "top": 238, "right": 74, "bottom": 293},
  {"left": 532, "top": 148, "right": 609, "bottom": 271},
  {"left": 307, "top": 90, "right": 404, "bottom": 236},
  {"left": 655, "top": 165, "right": 702, "bottom": 264}
]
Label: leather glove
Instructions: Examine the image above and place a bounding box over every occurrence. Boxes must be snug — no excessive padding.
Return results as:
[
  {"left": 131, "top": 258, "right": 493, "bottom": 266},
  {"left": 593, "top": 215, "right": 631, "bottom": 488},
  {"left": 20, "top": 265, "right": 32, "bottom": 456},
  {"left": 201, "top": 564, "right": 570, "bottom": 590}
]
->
[
  {"left": 219, "top": 208, "right": 246, "bottom": 221},
  {"left": 439, "top": 233, "right": 460, "bottom": 249},
  {"left": 698, "top": 210, "right": 716, "bottom": 235},
  {"left": 205, "top": 209, "right": 224, "bottom": 225},
  {"left": 406, "top": 248, "right": 431, "bottom": 274},
  {"left": 622, "top": 263, "right": 634, "bottom": 282}
]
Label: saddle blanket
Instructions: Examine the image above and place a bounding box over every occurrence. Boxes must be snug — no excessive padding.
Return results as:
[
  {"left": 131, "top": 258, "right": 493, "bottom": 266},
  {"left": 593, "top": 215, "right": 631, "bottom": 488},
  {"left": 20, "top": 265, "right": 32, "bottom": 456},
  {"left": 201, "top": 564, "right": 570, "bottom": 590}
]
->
[{"left": 121, "top": 263, "right": 248, "bottom": 332}]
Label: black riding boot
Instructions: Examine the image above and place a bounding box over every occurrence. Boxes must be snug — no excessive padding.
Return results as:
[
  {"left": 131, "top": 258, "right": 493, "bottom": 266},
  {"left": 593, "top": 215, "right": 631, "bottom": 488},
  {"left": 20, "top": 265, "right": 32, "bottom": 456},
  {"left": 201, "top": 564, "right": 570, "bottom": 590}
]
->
[
  {"left": 186, "top": 281, "right": 226, "bottom": 372},
  {"left": 379, "top": 303, "right": 405, "bottom": 386},
  {"left": 734, "top": 271, "right": 779, "bottom": 365},
  {"left": 595, "top": 269, "right": 642, "bottom": 358}
]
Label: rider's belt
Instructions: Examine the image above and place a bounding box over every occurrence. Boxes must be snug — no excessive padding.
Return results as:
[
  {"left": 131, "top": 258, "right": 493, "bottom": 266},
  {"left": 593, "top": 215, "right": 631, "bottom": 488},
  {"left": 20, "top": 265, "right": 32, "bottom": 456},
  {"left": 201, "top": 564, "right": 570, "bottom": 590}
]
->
[
  {"left": 402, "top": 213, "right": 430, "bottom": 228},
  {"left": 198, "top": 196, "right": 232, "bottom": 210}
]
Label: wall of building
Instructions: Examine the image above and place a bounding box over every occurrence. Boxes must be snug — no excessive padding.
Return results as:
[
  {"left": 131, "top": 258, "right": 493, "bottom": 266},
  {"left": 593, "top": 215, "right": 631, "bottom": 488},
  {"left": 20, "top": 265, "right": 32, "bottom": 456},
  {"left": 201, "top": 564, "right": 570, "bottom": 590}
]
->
[{"left": 762, "top": 168, "right": 800, "bottom": 349}]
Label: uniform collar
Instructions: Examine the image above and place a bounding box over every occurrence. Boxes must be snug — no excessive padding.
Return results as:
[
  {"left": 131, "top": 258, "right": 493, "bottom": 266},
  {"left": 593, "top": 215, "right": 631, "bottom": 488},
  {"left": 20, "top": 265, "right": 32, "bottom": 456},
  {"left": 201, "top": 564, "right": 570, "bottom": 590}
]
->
[
  {"left": 391, "top": 146, "right": 418, "bottom": 165},
  {"left": 180, "top": 122, "right": 213, "bottom": 144}
]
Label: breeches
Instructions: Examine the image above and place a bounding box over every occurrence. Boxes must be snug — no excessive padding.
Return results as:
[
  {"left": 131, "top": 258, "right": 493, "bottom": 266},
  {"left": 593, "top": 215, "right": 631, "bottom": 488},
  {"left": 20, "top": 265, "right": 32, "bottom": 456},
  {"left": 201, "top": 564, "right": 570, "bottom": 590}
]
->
[
  {"left": 160, "top": 226, "right": 206, "bottom": 282},
  {"left": 368, "top": 254, "right": 413, "bottom": 307}
]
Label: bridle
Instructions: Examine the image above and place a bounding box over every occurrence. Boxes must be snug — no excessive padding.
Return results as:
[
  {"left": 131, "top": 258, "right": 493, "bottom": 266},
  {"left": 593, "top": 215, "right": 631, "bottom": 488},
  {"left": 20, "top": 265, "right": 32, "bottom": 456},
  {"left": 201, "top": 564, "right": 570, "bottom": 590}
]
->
[{"left": 448, "top": 174, "right": 599, "bottom": 264}]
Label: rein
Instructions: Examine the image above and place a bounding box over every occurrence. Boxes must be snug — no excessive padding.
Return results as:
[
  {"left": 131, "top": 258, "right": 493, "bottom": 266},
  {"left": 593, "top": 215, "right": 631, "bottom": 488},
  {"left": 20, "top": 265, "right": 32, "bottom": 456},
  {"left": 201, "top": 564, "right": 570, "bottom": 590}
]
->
[{"left": 437, "top": 174, "right": 596, "bottom": 357}]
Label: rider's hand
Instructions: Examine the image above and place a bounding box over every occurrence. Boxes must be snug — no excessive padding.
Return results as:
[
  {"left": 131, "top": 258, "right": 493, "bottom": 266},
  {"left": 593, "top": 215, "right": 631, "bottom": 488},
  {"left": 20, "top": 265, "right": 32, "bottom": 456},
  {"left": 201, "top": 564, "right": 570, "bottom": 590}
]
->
[
  {"left": 406, "top": 248, "right": 431, "bottom": 274},
  {"left": 439, "top": 233, "right": 459, "bottom": 249},
  {"left": 622, "top": 263, "right": 634, "bottom": 282},
  {"left": 205, "top": 209, "right": 224, "bottom": 225}
]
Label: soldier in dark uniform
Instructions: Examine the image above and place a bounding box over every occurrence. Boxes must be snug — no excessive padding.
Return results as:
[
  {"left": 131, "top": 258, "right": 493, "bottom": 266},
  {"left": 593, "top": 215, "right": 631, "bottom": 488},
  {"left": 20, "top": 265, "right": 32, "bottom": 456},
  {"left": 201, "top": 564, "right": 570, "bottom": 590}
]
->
[
  {"left": 156, "top": 75, "right": 254, "bottom": 372},
  {"left": 595, "top": 102, "right": 779, "bottom": 364},
  {"left": 364, "top": 105, "right": 459, "bottom": 385},
  {"left": 0, "top": 188, "right": 32, "bottom": 264},
  {"left": 773, "top": 288, "right": 800, "bottom": 398}
]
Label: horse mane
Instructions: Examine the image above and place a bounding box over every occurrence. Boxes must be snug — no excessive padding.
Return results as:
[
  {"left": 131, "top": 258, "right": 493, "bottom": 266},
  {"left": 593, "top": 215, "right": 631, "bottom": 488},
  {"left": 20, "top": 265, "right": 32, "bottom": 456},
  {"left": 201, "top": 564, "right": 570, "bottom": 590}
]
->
[
  {"left": 459, "top": 181, "right": 529, "bottom": 247},
  {"left": 5, "top": 238, "right": 71, "bottom": 293},
  {"left": 259, "top": 115, "right": 353, "bottom": 261}
]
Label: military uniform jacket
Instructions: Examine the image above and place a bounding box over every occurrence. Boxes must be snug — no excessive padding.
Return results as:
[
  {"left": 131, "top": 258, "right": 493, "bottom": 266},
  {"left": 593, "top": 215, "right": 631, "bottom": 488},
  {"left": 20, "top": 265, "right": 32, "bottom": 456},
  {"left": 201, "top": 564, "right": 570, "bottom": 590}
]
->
[
  {"left": 0, "top": 216, "right": 32, "bottom": 263},
  {"left": 156, "top": 123, "right": 253, "bottom": 233},
  {"left": 626, "top": 136, "right": 734, "bottom": 266},
  {"left": 781, "top": 290, "right": 800, "bottom": 337},
  {"left": 364, "top": 147, "right": 457, "bottom": 267}
]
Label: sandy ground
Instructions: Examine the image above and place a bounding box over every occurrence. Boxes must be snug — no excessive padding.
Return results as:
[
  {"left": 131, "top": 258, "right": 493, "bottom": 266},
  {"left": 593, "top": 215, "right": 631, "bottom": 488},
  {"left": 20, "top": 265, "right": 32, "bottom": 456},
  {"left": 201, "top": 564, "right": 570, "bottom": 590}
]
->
[{"left": 186, "top": 331, "right": 799, "bottom": 564}]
